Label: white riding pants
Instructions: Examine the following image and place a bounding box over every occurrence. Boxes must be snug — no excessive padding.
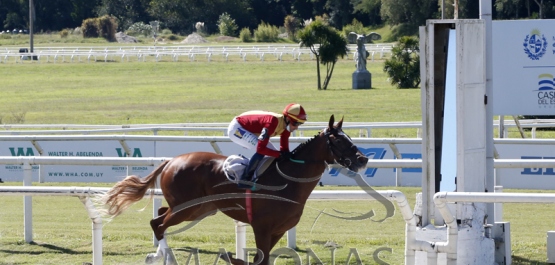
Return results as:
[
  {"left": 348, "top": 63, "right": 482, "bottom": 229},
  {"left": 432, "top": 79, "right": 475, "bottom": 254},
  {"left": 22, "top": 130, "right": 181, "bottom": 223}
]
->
[{"left": 227, "top": 118, "right": 277, "bottom": 152}]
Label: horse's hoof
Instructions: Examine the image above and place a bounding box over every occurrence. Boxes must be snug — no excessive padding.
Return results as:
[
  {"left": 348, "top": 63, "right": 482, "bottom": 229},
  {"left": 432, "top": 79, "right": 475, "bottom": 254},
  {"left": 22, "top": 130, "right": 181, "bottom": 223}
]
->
[
  {"left": 145, "top": 253, "right": 161, "bottom": 264},
  {"left": 219, "top": 251, "right": 231, "bottom": 262}
]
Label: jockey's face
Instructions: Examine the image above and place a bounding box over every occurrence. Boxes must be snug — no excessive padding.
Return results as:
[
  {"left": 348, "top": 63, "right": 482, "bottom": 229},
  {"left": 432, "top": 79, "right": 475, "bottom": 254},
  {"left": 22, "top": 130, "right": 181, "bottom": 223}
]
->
[{"left": 286, "top": 117, "right": 303, "bottom": 132}]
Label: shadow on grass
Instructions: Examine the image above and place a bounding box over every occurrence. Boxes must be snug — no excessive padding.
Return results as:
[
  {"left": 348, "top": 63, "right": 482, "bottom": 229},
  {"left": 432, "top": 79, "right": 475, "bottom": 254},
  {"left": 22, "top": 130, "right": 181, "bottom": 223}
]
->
[
  {"left": 173, "top": 246, "right": 223, "bottom": 256},
  {"left": 0, "top": 240, "right": 150, "bottom": 257},
  {"left": 0, "top": 241, "right": 89, "bottom": 255},
  {"left": 512, "top": 255, "right": 548, "bottom": 265}
]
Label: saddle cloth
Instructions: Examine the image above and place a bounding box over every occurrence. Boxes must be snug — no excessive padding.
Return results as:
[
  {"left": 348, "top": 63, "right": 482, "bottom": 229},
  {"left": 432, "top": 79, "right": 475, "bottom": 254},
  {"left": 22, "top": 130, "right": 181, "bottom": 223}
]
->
[{"left": 223, "top": 154, "right": 275, "bottom": 183}]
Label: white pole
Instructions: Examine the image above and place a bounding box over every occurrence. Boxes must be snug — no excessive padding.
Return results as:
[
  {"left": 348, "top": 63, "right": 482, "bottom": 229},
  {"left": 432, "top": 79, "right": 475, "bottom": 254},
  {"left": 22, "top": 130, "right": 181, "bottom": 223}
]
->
[
  {"left": 152, "top": 198, "right": 161, "bottom": 247},
  {"left": 23, "top": 162, "right": 33, "bottom": 243},
  {"left": 92, "top": 222, "right": 102, "bottom": 265},
  {"left": 153, "top": 159, "right": 162, "bottom": 247},
  {"left": 494, "top": 186, "right": 503, "bottom": 221},
  {"left": 80, "top": 196, "right": 103, "bottom": 265},
  {"left": 39, "top": 165, "right": 44, "bottom": 183},
  {"left": 287, "top": 227, "right": 296, "bottom": 249},
  {"left": 235, "top": 221, "right": 247, "bottom": 260},
  {"left": 480, "top": 0, "right": 495, "bottom": 225}
]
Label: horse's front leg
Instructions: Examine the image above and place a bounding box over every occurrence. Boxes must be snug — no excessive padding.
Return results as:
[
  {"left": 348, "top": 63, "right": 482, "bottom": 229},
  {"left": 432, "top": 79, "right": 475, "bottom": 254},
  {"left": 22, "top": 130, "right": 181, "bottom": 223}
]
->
[{"left": 252, "top": 229, "right": 285, "bottom": 265}]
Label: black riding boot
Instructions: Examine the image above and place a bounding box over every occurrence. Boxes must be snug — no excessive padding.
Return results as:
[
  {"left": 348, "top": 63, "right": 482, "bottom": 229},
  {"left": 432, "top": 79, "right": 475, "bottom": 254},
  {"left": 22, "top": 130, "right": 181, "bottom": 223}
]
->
[{"left": 238, "top": 153, "right": 263, "bottom": 189}]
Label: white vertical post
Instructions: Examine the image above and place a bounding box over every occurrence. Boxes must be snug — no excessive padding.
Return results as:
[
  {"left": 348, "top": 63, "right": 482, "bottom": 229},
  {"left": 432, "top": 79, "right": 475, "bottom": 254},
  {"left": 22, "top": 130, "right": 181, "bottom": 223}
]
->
[
  {"left": 39, "top": 165, "right": 44, "bottom": 183},
  {"left": 494, "top": 186, "right": 503, "bottom": 221},
  {"left": 547, "top": 231, "right": 555, "bottom": 263},
  {"left": 287, "top": 227, "right": 296, "bottom": 249},
  {"left": 419, "top": 23, "right": 436, "bottom": 227},
  {"left": 153, "top": 131, "right": 161, "bottom": 247},
  {"left": 480, "top": 0, "right": 496, "bottom": 226},
  {"left": 153, "top": 158, "right": 162, "bottom": 246},
  {"left": 80, "top": 196, "right": 103, "bottom": 265},
  {"left": 23, "top": 161, "right": 33, "bottom": 243},
  {"left": 92, "top": 222, "right": 103, "bottom": 265},
  {"left": 153, "top": 197, "right": 161, "bottom": 247},
  {"left": 235, "top": 221, "right": 247, "bottom": 260}
]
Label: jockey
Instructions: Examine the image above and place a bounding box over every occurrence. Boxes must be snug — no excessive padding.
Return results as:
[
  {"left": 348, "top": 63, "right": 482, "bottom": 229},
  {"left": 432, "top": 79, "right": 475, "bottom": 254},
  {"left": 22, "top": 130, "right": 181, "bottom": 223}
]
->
[{"left": 227, "top": 103, "right": 307, "bottom": 189}]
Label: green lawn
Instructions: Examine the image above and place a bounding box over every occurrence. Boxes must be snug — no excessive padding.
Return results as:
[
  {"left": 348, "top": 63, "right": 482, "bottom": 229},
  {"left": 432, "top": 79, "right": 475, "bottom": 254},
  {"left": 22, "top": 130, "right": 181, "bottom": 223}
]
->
[{"left": 1, "top": 183, "right": 554, "bottom": 264}]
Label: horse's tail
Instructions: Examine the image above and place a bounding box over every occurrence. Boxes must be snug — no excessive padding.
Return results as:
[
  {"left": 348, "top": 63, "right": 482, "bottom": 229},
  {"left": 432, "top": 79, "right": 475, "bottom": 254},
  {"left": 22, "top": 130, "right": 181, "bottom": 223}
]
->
[{"left": 99, "top": 160, "right": 170, "bottom": 218}]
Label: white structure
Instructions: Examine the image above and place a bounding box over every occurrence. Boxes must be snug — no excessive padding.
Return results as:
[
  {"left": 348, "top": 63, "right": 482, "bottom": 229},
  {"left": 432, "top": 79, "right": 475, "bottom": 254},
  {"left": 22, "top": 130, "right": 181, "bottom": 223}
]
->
[
  {"left": 417, "top": 15, "right": 555, "bottom": 265},
  {"left": 417, "top": 19, "right": 497, "bottom": 264}
]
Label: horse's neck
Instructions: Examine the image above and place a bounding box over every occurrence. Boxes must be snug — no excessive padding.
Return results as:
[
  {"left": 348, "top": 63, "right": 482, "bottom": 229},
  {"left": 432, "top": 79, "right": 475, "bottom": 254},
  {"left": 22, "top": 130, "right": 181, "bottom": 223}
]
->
[
  {"left": 275, "top": 136, "right": 330, "bottom": 202},
  {"left": 294, "top": 134, "right": 330, "bottom": 163}
]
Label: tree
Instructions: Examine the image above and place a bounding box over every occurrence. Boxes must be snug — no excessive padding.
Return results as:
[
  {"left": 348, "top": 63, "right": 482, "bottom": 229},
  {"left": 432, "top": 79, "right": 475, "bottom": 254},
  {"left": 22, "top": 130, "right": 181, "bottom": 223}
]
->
[
  {"left": 284, "top": 15, "right": 300, "bottom": 41},
  {"left": 326, "top": 0, "right": 354, "bottom": 29},
  {"left": 383, "top": 36, "right": 420, "bottom": 89},
  {"left": 298, "top": 19, "right": 349, "bottom": 90},
  {"left": 147, "top": 0, "right": 253, "bottom": 34},
  {"left": 381, "top": 0, "right": 437, "bottom": 39},
  {"left": 533, "top": 0, "right": 544, "bottom": 18},
  {"left": 352, "top": 0, "right": 383, "bottom": 26},
  {"left": 217, "top": 12, "right": 238, "bottom": 36},
  {"left": 96, "top": 0, "right": 150, "bottom": 31}
]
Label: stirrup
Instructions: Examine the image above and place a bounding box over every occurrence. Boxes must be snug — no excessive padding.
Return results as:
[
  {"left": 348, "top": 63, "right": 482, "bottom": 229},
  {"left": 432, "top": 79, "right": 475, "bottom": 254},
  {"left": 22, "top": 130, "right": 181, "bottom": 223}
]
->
[
  {"left": 237, "top": 182, "right": 252, "bottom": 189},
  {"left": 237, "top": 170, "right": 254, "bottom": 189},
  {"left": 237, "top": 174, "right": 252, "bottom": 189}
]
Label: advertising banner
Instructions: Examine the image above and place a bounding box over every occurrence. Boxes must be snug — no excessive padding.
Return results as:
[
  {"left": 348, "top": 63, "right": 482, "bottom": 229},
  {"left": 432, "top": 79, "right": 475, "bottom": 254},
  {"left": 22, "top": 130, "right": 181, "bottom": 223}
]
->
[
  {"left": 496, "top": 144, "right": 555, "bottom": 189},
  {"left": 493, "top": 20, "right": 555, "bottom": 115},
  {"left": 0, "top": 139, "right": 422, "bottom": 186},
  {"left": 1, "top": 138, "right": 553, "bottom": 189},
  {"left": 0, "top": 141, "right": 40, "bottom": 180}
]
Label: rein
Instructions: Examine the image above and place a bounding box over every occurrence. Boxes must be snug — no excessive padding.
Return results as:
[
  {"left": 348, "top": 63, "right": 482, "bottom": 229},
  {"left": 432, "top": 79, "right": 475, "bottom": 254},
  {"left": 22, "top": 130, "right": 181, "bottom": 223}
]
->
[
  {"left": 275, "top": 162, "right": 322, "bottom": 182},
  {"left": 274, "top": 127, "right": 357, "bottom": 183},
  {"left": 274, "top": 131, "right": 330, "bottom": 182}
]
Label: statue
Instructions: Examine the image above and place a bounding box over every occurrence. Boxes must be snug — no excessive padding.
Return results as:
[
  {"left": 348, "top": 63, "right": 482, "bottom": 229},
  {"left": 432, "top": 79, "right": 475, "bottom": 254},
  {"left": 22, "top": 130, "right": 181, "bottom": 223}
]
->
[
  {"left": 195, "top": 22, "right": 205, "bottom": 33},
  {"left": 348, "top": 32, "right": 381, "bottom": 89},
  {"left": 348, "top": 32, "right": 382, "bottom": 71}
]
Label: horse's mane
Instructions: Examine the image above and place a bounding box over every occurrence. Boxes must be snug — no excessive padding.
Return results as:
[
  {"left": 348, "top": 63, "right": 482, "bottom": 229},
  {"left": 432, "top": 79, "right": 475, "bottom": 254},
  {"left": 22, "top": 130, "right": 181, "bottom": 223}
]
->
[{"left": 291, "top": 131, "right": 323, "bottom": 155}]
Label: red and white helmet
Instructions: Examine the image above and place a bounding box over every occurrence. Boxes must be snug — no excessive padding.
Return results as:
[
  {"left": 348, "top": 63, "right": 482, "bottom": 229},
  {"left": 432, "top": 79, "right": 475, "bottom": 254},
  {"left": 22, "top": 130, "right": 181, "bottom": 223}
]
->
[{"left": 283, "top": 103, "right": 307, "bottom": 123}]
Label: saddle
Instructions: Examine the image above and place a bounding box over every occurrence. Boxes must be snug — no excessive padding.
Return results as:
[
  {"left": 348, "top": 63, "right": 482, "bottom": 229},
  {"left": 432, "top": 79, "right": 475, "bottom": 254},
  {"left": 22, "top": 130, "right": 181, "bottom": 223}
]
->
[{"left": 223, "top": 154, "right": 275, "bottom": 183}]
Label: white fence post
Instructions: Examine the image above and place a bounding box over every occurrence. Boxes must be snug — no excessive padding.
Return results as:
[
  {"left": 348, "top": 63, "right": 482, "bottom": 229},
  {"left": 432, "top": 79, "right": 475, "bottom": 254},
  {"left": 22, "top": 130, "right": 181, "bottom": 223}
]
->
[
  {"left": 287, "top": 227, "right": 297, "bottom": 249},
  {"left": 23, "top": 161, "right": 33, "bottom": 243},
  {"left": 235, "top": 221, "right": 247, "bottom": 260},
  {"left": 80, "top": 196, "right": 103, "bottom": 265}
]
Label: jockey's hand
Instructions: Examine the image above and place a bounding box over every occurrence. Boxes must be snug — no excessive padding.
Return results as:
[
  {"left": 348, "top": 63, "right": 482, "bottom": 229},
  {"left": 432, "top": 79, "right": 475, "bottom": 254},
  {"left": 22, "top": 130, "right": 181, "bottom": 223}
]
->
[{"left": 280, "top": 151, "right": 292, "bottom": 161}]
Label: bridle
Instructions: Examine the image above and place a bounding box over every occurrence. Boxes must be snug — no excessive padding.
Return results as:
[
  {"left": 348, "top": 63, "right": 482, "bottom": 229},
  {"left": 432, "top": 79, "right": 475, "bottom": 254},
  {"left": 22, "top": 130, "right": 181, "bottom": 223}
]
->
[
  {"left": 274, "top": 127, "right": 359, "bottom": 183},
  {"left": 324, "top": 128, "right": 358, "bottom": 168}
]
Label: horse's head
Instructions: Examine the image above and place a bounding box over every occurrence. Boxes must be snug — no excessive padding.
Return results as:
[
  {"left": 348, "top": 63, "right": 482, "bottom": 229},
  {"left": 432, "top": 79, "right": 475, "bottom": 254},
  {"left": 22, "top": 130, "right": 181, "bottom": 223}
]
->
[{"left": 324, "top": 115, "right": 369, "bottom": 172}]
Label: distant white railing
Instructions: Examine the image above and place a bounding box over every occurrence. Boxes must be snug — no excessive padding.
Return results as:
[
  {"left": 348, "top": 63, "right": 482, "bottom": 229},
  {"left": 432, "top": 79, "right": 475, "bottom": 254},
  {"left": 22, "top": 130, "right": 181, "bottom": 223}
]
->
[
  {"left": 0, "top": 44, "right": 394, "bottom": 63},
  {"left": 1, "top": 120, "right": 553, "bottom": 138},
  {"left": 0, "top": 122, "right": 422, "bottom": 138}
]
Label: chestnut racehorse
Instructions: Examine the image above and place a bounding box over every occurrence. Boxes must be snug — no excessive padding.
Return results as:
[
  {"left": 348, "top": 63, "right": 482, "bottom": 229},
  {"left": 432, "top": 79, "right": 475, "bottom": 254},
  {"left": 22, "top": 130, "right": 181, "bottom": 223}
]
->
[{"left": 98, "top": 115, "right": 369, "bottom": 264}]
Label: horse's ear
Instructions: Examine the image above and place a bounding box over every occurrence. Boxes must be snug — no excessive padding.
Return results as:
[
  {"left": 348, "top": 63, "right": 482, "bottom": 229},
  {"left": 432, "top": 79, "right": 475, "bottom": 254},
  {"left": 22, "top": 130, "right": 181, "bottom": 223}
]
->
[
  {"left": 328, "top": 115, "right": 335, "bottom": 129},
  {"left": 336, "top": 116, "right": 344, "bottom": 129}
]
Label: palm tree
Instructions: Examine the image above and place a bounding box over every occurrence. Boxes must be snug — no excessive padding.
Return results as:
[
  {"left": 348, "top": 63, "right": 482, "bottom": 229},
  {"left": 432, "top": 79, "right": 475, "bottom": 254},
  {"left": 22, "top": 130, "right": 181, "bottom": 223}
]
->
[{"left": 298, "top": 20, "right": 348, "bottom": 90}]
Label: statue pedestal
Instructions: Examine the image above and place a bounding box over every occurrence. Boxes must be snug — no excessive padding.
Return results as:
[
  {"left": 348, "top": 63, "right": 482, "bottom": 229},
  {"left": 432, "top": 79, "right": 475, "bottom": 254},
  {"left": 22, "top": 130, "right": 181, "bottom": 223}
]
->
[{"left": 352, "top": 70, "right": 371, "bottom": 89}]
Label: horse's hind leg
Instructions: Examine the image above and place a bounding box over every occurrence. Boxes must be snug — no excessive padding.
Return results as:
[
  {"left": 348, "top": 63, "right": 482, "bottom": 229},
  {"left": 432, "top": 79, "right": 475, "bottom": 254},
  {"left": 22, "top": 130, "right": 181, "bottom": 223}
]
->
[
  {"left": 146, "top": 205, "right": 212, "bottom": 264},
  {"left": 146, "top": 207, "right": 171, "bottom": 264},
  {"left": 150, "top": 207, "right": 169, "bottom": 240}
]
